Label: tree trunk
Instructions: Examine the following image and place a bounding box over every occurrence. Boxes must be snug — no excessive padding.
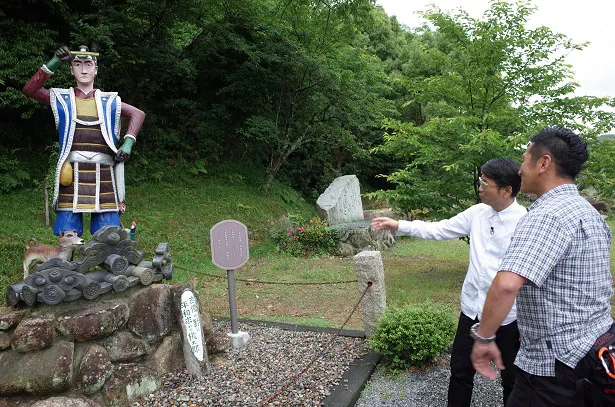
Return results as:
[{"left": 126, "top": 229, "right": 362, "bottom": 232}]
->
[
  {"left": 44, "top": 182, "right": 50, "bottom": 227},
  {"left": 264, "top": 132, "right": 308, "bottom": 195}
]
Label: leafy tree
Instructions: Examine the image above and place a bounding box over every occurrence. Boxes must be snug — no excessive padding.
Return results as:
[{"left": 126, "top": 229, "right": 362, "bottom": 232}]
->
[
  {"left": 582, "top": 137, "right": 615, "bottom": 199},
  {"left": 236, "top": 0, "right": 393, "bottom": 194},
  {"left": 372, "top": 0, "right": 615, "bottom": 217},
  {"left": 7, "top": 0, "right": 613, "bottom": 208}
]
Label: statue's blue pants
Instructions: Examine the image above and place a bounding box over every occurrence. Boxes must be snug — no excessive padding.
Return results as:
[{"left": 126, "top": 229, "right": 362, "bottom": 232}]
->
[{"left": 54, "top": 211, "right": 121, "bottom": 236}]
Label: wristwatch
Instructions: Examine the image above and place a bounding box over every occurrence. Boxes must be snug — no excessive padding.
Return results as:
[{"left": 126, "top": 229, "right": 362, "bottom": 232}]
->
[{"left": 470, "top": 323, "right": 496, "bottom": 344}]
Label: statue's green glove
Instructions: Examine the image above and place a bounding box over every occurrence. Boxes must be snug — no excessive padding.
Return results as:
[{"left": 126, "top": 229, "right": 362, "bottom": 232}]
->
[
  {"left": 115, "top": 138, "right": 134, "bottom": 162},
  {"left": 45, "top": 46, "right": 72, "bottom": 73},
  {"left": 119, "top": 138, "right": 134, "bottom": 155}
]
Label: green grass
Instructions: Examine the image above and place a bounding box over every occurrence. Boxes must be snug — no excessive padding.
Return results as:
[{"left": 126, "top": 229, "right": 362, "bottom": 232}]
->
[
  {"left": 383, "top": 236, "right": 469, "bottom": 310},
  {"left": 0, "top": 174, "right": 315, "bottom": 304},
  {"left": 3, "top": 177, "right": 615, "bottom": 328},
  {"left": 242, "top": 315, "right": 333, "bottom": 328},
  {"left": 389, "top": 235, "right": 469, "bottom": 260}
]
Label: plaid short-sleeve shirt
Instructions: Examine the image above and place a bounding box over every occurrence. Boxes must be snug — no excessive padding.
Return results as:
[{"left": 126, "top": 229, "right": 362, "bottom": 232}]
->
[{"left": 499, "top": 184, "right": 613, "bottom": 376}]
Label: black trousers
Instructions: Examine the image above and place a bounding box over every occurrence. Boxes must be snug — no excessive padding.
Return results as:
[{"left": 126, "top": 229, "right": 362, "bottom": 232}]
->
[
  {"left": 447, "top": 312, "right": 520, "bottom": 407},
  {"left": 505, "top": 361, "right": 580, "bottom": 407},
  {"left": 506, "top": 360, "right": 615, "bottom": 407}
]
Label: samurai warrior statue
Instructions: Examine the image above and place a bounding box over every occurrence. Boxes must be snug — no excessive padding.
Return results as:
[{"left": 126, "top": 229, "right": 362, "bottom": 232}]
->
[{"left": 23, "top": 46, "right": 145, "bottom": 236}]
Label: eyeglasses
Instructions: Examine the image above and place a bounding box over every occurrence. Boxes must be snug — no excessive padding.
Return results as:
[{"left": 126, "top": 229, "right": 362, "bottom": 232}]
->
[{"left": 478, "top": 176, "right": 491, "bottom": 189}]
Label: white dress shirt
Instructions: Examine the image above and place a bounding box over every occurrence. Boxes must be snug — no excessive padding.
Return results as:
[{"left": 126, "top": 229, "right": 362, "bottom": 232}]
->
[{"left": 397, "top": 201, "right": 527, "bottom": 325}]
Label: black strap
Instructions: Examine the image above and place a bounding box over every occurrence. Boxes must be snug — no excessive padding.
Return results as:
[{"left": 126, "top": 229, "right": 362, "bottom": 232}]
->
[
  {"left": 577, "top": 323, "right": 615, "bottom": 406},
  {"left": 576, "top": 378, "right": 593, "bottom": 407}
]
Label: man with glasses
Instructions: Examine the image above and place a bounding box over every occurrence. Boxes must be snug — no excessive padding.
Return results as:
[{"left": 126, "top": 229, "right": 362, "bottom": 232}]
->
[
  {"left": 372, "top": 158, "right": 527, "bottom": 407},
  {"left": 23, "top": 46, "right": 145, "bottom": 236}
]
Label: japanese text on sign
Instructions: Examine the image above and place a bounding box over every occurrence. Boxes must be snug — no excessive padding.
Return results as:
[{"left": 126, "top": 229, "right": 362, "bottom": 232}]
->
[
  {"left": 180, "top": 290, "right": 204, "bottom": 361},
  {"left": 210, "top": 220, "right": 250, "bottom": 270}
]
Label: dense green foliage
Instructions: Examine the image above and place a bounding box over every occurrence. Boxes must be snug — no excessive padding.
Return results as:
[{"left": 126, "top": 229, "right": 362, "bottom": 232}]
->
[
  {"left": 2, "top": 0, "right": 615, "bottom": 216},
  {"left": 584, "top": 139, "right": 615, "bottom": 198},
  {"left": 0, "top": 152, "right": 30, "bottom": 192},
  {"left": 1, "top": 0, "right": 398, "bottom": 198},
  {"left": 368, "top": 303, "right": 457, "bottom": 368},
  {"left": 270, "top": 214, "right": 340, "bottom": 256},
  {"left": 369, "top": 1, "right": 615, "bottom": 217}
]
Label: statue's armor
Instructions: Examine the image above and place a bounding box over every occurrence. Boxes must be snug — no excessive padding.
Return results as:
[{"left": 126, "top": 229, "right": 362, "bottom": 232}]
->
[{"left": 50, "top": 88, "right": 122, "bottom": 213}]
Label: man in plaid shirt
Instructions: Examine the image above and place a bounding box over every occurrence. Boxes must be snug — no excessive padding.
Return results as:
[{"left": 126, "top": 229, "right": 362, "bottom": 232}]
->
[{"left": 470, "top": 127, "right": 614, "bottom": 406}]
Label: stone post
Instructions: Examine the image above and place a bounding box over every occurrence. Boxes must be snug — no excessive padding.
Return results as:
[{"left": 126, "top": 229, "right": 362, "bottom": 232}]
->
[
  {"left": 172, "top": 284, "right": 211, "bottom": 376},
  {"left": 353, "top": 251, "right": 386, "bottom": 337}
]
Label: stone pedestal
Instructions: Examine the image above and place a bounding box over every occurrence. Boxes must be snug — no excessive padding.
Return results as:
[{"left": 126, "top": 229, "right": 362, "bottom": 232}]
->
[
  {"left": 227, "top": 331, "right": 251, "bottom": 349},
  {"left": 333, "top": 222, "right": 395, "bottom": 256},
  {"left": 353, "top": 251, "right": 386, "bottom": 337},
  {"left": 0, "top": 284, "right": 211, "bottom": 406}
]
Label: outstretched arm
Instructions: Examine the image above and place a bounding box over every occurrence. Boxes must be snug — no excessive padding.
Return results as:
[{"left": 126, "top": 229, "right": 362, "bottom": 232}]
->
[
  {"left": 373, "top": 211, "right": 472, "bottom": 240},
  {"left": 371, "top": 217, "right": 399, "bottom": 231},
  {"left": 378, "top": 207, "right": 474, "bottom": 241}
]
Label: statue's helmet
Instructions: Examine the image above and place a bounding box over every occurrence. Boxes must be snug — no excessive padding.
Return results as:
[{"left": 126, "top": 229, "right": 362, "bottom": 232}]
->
[{"left": 73, "top": 45, "right": 97, "bottom": 65}]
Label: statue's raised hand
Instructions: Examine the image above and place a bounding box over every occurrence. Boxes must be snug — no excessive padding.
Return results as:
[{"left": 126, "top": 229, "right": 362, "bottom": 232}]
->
[
  {"left": 44, "top": 46, "right": 72, "bottom": 72},
  {"left": 55, "top": 46, "right": 72, "bottom": 63}
]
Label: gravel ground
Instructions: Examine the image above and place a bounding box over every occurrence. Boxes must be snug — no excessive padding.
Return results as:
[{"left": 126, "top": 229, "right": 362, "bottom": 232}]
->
[
  {"left": 132, "top": 322, "right": 367, "bottom": 406},
  {"left": 131, "top": 321, "right": 503, "bottom": 407},
  {"left": 355, "top": 356, "right": 504, "bottom": 407}
]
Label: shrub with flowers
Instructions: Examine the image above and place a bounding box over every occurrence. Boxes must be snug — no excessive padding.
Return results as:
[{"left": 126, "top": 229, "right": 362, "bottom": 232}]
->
[{"left": 270, "top": 215, "right": 340, "bottom": 256}]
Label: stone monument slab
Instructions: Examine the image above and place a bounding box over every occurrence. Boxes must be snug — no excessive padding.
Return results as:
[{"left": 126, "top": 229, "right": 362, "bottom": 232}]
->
[
  {"left": 181, "top": 290, "right": 204, "bottom": 362},
  {"left": 317, "top": 175, "right": 364, "bottom": 226}
]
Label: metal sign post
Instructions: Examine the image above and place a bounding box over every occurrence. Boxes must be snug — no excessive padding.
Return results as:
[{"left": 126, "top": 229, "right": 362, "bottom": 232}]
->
[
  {"left": 227, "top": 269, "right": 239, "bottom": 334},
  {"left": 210, "top": 219, "right": 251, "bottom": 348}
]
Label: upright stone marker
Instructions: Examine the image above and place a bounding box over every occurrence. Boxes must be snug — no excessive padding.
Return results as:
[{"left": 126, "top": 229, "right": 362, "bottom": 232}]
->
[
  {"left": 210, "top": 220, "right": 251, "bottom": 349},
  {"left": 173, "top": 285, "right": 210, "bottom": 376},
  {"left": 316, "top": 175, "right": 364, "bottom": 226},
  {"left": 181, "top": 291, "right": 204, "bottom": 361},
  {"left": 354, "top": 251, "right": 386, "bottom": 337}
]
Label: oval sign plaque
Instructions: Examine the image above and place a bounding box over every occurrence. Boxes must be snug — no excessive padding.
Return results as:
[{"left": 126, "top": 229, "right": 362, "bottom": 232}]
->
[{"left": 210, "top": 220, "right": 250, "bottom": 270}]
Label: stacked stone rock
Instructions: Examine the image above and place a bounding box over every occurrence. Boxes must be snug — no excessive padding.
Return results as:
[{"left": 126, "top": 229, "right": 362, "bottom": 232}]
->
[
  {"left": 0, "top": 284, "right": 228, "bottom": 407},
  {"left": 334, "top": 224, "right": 396, "bottom": 257}
]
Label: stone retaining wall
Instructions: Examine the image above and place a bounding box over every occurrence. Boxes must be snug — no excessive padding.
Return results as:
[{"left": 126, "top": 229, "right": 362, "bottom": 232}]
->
[{"left": 0, "top": 284, "right": 221, "bottom": 407}]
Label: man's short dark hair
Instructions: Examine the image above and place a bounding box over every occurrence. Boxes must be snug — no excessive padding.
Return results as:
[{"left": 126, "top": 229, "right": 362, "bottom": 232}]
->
[
  {"left": 528, "top": 126, "right": 588, "bottom": 179},
  {"left": 481, "top": 158, "right": 521, "bottom": 197}
]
